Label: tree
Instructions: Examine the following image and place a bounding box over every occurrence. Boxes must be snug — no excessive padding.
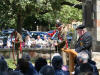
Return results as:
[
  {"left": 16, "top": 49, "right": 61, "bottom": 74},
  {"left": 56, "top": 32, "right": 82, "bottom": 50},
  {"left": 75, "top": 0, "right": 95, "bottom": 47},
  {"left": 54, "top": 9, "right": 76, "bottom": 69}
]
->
[
  {"left": 0, "top": 0, "right": 82, "bottom": 32},
  {"left": 0, "top": 0, "right": 38, "bottom": 33}
]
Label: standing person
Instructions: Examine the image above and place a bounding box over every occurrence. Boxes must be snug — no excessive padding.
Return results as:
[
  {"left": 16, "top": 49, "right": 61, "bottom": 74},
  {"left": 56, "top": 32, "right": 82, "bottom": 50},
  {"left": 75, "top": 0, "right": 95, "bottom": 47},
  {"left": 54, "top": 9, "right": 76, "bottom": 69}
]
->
[
  {"left": 55, "top": 21, "right": 68, "bottom": 53},
  {"left": 75, "top": 25, "right": 92, "bottom": 59},
  {"left": 11, "top": 30, "right": 23, "bottom": 61}
]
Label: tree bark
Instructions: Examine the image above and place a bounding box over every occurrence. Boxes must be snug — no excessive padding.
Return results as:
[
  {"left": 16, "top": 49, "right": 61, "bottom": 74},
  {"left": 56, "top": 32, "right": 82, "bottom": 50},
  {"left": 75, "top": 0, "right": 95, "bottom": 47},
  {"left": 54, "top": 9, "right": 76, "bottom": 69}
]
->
[{"left": 16, "top": 13, "right": 24, "bottom": 34}]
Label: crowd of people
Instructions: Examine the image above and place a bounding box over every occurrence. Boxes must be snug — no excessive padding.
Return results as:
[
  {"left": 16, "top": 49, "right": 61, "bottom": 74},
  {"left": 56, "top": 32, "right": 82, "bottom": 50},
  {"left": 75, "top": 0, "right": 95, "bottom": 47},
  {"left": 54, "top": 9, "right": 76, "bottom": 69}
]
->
[
  {"left": 5, "top": 34, "right": 57, "bottom": 49},
  {"left": 24, "top": 35, "right": 56, "bottom": 48},
  {"left": 0, "top": 53, "right": 70, "bottom": 75},
  {"left": 0, "top": 51, "right": 99, "bottom": 75}
]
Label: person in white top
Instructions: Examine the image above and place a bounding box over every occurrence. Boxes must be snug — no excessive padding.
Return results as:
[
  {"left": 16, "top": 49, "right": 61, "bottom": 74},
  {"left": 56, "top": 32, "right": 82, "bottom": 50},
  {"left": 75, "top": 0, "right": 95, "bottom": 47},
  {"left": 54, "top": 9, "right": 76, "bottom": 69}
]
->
[
  {"left": 42, "top": 35, "right": 48, "bottom": 47},
  {"left": 35, "top": 35, "right": 43, "bottom": 48},
  {"left": 25, "top": 35, "right": 31, "bottom": 48},
  {"left": 7, "top": 38, "right": 11, "bottom": 48}
]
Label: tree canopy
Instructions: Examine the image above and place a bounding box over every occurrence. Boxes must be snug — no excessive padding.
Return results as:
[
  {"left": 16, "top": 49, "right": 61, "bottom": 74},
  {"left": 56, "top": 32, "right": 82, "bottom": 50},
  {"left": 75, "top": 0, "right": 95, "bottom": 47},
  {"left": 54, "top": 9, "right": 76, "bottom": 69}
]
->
[{"left": 0, "top": 0, "right": 82, "bottom": 32}]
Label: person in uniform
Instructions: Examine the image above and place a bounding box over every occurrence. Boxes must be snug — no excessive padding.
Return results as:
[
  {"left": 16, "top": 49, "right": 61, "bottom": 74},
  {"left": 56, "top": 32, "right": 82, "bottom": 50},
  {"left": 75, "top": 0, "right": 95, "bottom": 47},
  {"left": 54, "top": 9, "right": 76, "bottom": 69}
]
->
[
  {"left": 11, "top": 30, "right": 23, "bottom": 61},
  {"left": 75, "top": 25, "right": 92, "bottom": 59},
  {"left": 55, "top": 20, "right": 68, "bottom": 54}
]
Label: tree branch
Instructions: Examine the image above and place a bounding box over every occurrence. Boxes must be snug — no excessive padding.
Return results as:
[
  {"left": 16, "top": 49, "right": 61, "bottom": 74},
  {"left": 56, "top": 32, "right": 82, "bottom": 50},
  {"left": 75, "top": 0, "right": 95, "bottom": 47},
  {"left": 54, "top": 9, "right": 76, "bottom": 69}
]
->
[
  {"left": 39, "top": 10, "right": 51, "bottom": 15},
  {"left": 77, "top": 0, "right": 86, "bottom": 2},
  {"left": 61, "top": 1, "right": 82, "bottom": 9},
  {"left": 4, "top": 0, "right": 11, "bottom": 5}
]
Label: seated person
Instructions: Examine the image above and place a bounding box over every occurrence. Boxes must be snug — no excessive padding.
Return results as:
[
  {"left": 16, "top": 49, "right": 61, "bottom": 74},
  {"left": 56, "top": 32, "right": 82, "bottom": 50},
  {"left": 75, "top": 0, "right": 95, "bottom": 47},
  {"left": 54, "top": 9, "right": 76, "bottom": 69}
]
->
[
  {"left": 75, "top": 51, "right": 99, "bottom": 75},
  {"left": 52, "top": 55, "right": 70, "bottom": 75},
  {"left": 25, "top": 35, "right": 32, "bottom": 48},
  {"left": 35, "top": 36, "right": 43, "bottom": 48}
]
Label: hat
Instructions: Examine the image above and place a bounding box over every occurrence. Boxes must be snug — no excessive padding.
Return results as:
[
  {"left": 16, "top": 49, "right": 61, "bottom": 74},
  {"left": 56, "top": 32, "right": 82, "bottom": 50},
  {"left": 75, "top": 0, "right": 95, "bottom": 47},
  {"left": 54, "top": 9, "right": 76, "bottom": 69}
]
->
[{"left": 76, "top": 25, "right": 85, "bottom": 30}]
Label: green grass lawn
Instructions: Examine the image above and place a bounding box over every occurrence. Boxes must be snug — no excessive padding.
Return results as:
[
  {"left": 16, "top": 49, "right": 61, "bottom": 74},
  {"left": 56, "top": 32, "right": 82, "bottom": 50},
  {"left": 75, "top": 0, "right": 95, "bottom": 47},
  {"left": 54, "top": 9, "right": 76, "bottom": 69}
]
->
[
  {"left": 5, "top": 58, "right": 50, "bottom": 69},
  {"left": 5, "top": 59, "right": 16, "bottom": 69},
  {"left": 5, "top": 58, "right": 36, "bottom": 69}
]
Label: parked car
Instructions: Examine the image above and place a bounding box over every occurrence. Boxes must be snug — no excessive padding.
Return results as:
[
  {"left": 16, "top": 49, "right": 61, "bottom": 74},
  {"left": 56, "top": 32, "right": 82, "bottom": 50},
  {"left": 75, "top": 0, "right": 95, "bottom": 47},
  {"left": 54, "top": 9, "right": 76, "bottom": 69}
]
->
[
  {"left": 1, "top": 29, "right": 17, "bottom": 47},
  {"left": 1, "top": 29, "right": 14, "bottom": 34},
  {"left": 0, "top": 32, "right": 9, "bottom": 47},
  {"left": 0, "top": 33, "right": 15, "bottom": 48},
  {"left": 0, "top": 29, "right": 31, "bottom": 48}
]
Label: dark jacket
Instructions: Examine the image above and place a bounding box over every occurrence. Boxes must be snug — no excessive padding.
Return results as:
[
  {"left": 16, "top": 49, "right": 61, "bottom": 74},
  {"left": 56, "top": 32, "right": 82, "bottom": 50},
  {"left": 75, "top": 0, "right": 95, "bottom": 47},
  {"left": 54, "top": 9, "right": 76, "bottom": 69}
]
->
[
  {"left": 55, "top": 69, "right": 70, "bottom": 75},
  {"left": 39, "top": 65, "right": 55, "bottom": 75},
  {"left": 55, "top": 70, "right": 63, "bottom": 75},
  {"left": 25, "top": 62, "right": 38, "bottom": 75},
  {"left": 75, "top": 32, "right": 92, "bottom": 58},
  {"left": 75, "top": 60, "right": 99, "bottom": 75},
  {"left": 88, "top": 60, "right": 99, "bottom": 75}
]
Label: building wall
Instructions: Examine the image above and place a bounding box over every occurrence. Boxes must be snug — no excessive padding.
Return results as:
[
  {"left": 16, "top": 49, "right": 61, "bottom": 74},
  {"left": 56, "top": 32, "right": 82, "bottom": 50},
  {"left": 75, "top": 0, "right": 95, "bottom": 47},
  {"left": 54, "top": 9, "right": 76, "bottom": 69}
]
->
[
  {"left": 93, "top": 0, "right": 100, "bottom": 51},
  {"left": 81, "top": 0, "right": 100, "bottom": 52},
  {"left": 97, "top": 0, "right": 100, "bottom": 41}
]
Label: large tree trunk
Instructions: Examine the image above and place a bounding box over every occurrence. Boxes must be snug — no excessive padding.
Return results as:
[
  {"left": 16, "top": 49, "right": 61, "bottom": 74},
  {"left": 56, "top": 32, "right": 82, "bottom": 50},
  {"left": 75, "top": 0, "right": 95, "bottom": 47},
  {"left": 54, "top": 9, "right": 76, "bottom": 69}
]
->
[{"left": 16, "top": 13, "right": 24, "bottom": 34}]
